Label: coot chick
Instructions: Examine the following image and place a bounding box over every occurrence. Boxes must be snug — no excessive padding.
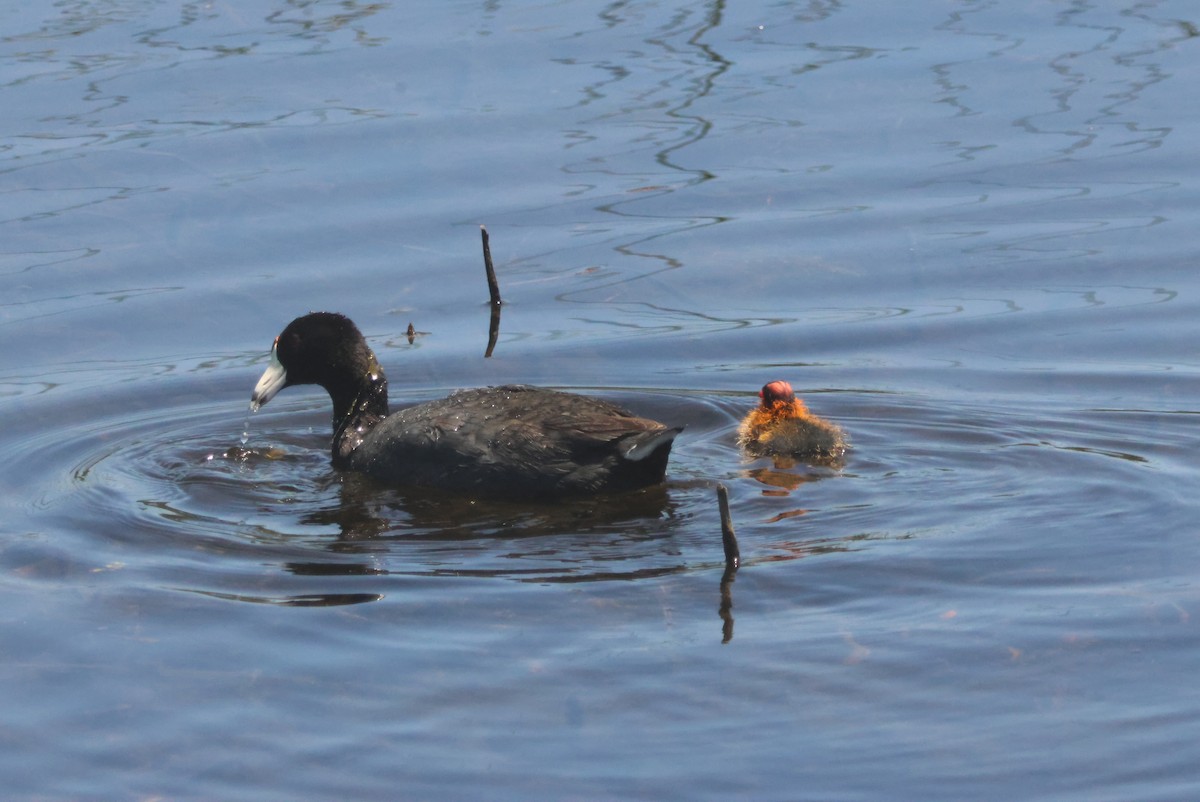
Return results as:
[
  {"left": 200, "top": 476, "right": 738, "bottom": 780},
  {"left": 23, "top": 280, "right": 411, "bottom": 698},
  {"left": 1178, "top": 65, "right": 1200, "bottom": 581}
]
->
[
  {"left": 737, "top": 380, "right": 845, "bottom": 461},
  {"left": 250, "top": 312, "right": 681, "bottom": 497}
]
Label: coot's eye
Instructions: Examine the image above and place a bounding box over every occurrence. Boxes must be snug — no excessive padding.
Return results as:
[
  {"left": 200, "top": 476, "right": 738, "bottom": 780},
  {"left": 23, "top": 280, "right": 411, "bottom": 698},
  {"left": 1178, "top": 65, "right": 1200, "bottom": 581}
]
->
[{"left": 277, "top": 332, "right": 301, "bottom": 360}]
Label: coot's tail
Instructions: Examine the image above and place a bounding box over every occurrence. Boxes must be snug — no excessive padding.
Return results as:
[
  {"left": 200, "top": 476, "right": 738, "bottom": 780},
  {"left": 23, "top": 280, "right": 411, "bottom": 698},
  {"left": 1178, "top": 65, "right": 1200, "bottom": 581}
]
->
[
  {"left": 623, "top": 426, "right": 683, "bottom": 463},
  {"left": 604, "top": 425, "right": 682, "bottom": 491}
]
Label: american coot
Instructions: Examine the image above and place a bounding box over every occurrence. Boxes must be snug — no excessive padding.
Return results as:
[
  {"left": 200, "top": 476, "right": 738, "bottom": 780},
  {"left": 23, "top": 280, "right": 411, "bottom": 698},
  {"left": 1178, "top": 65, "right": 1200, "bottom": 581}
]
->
[
  {"left": 738, "top": 380, "right": 846, "bottom": 461},
  {"left": 250, "top": 312, "right": 682, "bottom": 497}
]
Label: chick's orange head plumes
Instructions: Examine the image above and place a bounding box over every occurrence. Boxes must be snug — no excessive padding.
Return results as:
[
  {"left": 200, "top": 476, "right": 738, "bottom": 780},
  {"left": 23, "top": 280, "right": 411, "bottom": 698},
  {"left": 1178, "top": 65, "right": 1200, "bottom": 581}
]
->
[
  {"left": 760, "top": 380, "right": 796, "bottom": 406},
  {"left": 758, "top": 380, "right": 809, "bottom": 418}
]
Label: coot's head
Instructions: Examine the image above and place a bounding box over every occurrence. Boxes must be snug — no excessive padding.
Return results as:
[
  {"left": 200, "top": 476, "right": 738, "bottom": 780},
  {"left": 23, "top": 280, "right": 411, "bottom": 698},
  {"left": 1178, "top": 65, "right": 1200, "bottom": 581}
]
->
[
  {"left": 759, "top": 380, "right": 796, "bottom": 408},
  {"left": 251, "top": 312, "right": 382, "bottom": 411}
]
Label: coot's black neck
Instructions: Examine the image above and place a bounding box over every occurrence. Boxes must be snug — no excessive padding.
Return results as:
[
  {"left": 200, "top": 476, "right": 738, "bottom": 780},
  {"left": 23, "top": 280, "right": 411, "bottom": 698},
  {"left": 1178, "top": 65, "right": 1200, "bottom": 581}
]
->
[{"left": 329, "top": 350, "right": 389, "bottom": 468}]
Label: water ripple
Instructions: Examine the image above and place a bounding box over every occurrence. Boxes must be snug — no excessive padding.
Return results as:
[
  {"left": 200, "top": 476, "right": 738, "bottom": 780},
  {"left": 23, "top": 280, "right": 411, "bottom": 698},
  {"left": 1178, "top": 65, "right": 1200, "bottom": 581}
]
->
[{"left": 6, "top": 364, "right": 1191, "bottom": 615}]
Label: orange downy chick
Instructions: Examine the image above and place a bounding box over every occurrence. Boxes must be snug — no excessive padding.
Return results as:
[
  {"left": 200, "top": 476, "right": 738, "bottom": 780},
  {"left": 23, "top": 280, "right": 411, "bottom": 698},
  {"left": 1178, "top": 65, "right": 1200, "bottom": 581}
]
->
[{"left": 738, "top": 380, "right": 846, "bottom": 461}]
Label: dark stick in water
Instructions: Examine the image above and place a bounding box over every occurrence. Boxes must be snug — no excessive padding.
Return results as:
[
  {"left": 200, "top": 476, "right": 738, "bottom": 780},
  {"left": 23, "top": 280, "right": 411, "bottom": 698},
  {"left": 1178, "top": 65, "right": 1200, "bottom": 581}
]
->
[
  {"left": 717, "top": 484, "right": 740, "bottom": 569},
  {"left": 481, "top": 225, "right": 502, "bottom": 306},
  {"left": 480, "top": 226, "right": 502, "bottom": 358}
]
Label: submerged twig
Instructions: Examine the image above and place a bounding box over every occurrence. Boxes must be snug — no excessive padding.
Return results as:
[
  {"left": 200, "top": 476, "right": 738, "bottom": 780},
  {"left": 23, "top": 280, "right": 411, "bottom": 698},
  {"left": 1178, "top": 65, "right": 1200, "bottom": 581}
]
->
[
  {"left": 719, "top": 563, "right": 736, "bottom": 644},
  {"left": 485, "top": 304, "right": 501, "bottom": 358},
  {"left": 717, "top": 484, "right": 740, "bottom": 643}
]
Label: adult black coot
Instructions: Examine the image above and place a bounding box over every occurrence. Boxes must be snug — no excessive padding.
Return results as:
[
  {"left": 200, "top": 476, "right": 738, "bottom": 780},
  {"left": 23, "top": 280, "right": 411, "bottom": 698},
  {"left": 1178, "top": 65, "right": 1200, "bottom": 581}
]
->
[{"left": 250, "top": 312, "right": 681, "bottom": 496}]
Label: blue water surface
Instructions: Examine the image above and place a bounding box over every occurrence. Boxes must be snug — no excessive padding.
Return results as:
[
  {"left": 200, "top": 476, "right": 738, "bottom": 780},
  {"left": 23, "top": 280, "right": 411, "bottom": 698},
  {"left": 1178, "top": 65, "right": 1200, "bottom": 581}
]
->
[{"left": 3, "top": 1, "right": 1200, "bottom": 799}]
